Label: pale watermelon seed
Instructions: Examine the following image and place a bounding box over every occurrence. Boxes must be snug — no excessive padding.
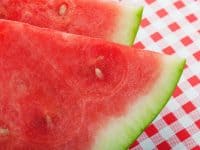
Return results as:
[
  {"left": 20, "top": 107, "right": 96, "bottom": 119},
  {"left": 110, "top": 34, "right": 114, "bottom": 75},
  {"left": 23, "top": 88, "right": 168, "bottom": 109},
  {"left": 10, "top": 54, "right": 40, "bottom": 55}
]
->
[
  {"left": 46, "top": 115, "right": 52, "bottom": 128},
  {"left": 59, "top": 4, "right": 67, "bottom": 16},
  {"left": 97, "top": 56, "right": 104, "bottom": 61},
  {"left": 95, "top": 68, "right": 104, "bottom": 79},
  {"left": 0, "top": 128, "right": 9, "bottom": 136}
]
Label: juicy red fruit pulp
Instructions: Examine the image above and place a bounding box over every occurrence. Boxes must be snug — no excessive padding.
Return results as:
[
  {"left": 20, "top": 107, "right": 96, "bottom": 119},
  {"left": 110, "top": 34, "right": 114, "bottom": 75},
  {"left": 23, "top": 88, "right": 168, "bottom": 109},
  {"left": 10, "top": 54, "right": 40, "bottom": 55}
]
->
[
  {"left": 0, "top": 0, "right": 120, "bottom": 39},
  {"left": 0, "top": 49, "right": 83, "bottom": 147},
  {"left": 0, "top": 20, "right": 161, "bottom": 149}
]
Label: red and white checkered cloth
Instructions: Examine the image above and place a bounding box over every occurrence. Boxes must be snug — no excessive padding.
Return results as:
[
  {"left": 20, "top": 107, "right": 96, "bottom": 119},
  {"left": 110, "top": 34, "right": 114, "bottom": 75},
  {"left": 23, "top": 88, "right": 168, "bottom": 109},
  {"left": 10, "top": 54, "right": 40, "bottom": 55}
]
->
[{"left": 126, "top": 0, "right": 200, "bottom": 149}]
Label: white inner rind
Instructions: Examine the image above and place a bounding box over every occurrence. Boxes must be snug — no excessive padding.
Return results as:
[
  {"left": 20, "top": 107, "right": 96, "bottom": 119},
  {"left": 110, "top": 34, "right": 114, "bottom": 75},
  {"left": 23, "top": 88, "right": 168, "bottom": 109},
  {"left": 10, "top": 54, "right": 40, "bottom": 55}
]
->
[
  {"left": 92, "top": 55, "right": 185, "bottom": 150},
  {"left": 110, "top": 5, "right": 143, "bottom": 46}
]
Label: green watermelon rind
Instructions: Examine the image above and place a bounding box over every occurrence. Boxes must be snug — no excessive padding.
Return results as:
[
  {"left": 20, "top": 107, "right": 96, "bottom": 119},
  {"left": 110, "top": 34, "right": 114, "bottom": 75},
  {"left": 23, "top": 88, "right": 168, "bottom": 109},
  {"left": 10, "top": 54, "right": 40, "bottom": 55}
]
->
[
  {"left": 128, "top": 6, "right": 144, "bottom": 45},
  {"left": 124, "top": 57, "right": 186, "bottom": 149},
  {"left": 111, "top": 6, "right": 143, "bottom": 46},
  {"left": 92, "top": 56, "right": 185, "bottom": 150}
]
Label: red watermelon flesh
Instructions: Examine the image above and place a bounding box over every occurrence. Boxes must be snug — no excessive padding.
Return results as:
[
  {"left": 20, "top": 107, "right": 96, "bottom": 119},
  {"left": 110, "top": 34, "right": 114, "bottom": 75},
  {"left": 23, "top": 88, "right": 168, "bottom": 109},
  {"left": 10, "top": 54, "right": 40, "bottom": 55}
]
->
[
  {"left": 0, "top": 0, "right": 143, "bottom": 45},
  {"left": 0, "top": 19, "right": 185, "bottom": 150}
]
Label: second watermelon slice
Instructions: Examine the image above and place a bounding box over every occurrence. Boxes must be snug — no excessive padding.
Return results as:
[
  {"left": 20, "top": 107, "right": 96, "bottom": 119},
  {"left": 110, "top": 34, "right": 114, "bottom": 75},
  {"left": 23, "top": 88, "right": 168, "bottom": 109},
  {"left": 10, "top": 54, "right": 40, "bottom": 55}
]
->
[
  {"left": 0, "top": 19, "right": 185, "bottom": 150},
  {"left": 0, "top": 0, "right": 143, "bottom": 45}
]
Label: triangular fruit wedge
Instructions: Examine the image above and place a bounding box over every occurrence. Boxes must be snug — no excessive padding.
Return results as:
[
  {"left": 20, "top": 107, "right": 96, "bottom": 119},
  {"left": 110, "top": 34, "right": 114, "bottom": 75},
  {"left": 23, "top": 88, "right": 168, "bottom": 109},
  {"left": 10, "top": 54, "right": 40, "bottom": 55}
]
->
[
  {"left": 0, "top": 0, "right": 143, "bottom": 46},
  {"left": 0, "top": 19, "right": 185, "bottom": 150}
]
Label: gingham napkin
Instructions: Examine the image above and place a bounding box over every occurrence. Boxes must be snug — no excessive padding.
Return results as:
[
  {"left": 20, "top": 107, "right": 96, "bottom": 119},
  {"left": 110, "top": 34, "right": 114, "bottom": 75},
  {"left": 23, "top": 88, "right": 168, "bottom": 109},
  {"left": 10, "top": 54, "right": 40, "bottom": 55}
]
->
[{"left": 126, "top": 0, "right": 200, "bottom": 149}]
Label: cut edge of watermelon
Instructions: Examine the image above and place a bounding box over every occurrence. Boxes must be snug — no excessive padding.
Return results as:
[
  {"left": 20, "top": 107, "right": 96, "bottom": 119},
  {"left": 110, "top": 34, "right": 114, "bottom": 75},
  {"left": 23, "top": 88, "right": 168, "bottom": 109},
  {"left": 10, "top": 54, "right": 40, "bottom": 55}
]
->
[
  {"left": 111, "top": 6, "right": 143, "bottom": 46},
  {"left": 92, "top": 55, "right": 185, "bottom": 150}
]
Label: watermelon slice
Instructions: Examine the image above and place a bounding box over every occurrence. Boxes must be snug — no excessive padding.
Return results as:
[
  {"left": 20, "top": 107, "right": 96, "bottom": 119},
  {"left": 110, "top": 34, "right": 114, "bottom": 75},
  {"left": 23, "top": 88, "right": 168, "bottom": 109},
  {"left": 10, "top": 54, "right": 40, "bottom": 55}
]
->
[
  {"left": 0, "top": 0, "right": 143, "bottom": 45},
  {"left": 0, "top": 19, "right": 185, "bottom": 150}
]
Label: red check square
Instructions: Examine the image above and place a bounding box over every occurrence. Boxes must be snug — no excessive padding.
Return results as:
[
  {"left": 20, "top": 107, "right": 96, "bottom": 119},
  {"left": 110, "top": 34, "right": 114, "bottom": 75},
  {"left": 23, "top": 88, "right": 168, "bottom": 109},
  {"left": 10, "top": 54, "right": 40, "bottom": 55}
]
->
[
  {"left": 157, "top": 141, "right": 171, "bottom": 150},
  {"left": 145, "top": 124, "right": 158, "bottom": 137},
  {"left": 156, "top": 9, "right": 168, "bottom": 18},
  {"left": 168, "top": 22, "right": 180, "bottom": 32},
  {"left": 145, "top": 0, "right": 155, "bottom": 5},
  {"left": 186, "top": 14, "right": 198, "bottom": 23},
  {"left": 163, "top": 46, "right": 175, "bottom": 55},
  {"left": 181, "top": 36, "right": 193, "bottom": 46},
  {"left": 173, "top": 86, "right": 183, "bottom": 97},
  {"left": 192, "top": 146, "right": 200, "bottom": 150},
  {"left": 195, "top": 119, "right": 200, "bottom": 129},
  {"left": 174, "top": 1, "right": 185, "bottom": 9},
  {"left": 176, "top": 129, "right": 190, "bottom": 141},
  {"left": 193, "top": 51, "right": 200, "bottom": 61},
  {"left": 163, "top": 112, "right": 177, "bottom": 125},
  {"left": 129, "top": 140, "right": 139, "bottom": 148},
  {"left": 134, "top": 41, "right": 145, "bottom": 49},
  {"left": 141, "top": 18, "right": 150, "bottom": 28},
  {"left": 182, "top": 102, "right": 196, "bottom": 113},
  {"left": 151, "top": 32, "right": 163, "bottom": 42},
  {"left": 188, "top": 75, "right": 200, "bottom": 86}
]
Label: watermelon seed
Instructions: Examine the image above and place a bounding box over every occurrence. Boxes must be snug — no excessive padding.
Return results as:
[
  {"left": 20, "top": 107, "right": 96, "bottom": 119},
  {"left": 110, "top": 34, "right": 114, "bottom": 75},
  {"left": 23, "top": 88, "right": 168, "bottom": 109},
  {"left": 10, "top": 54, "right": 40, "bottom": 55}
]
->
[
  {"left": 95, "top": 68, "right": 104, "bottom": 79},
  {"left": 46, "top": 115, "right": 52, "bottom": 128},
  {"left": 59, "top": 4, "right": 67, "bottom": 16},
  {"left": 0, "top": 128, "right": 9, "bottom": 136},
  {"left": 97, "top": 56, "right": 104, "bottom": 61}
]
